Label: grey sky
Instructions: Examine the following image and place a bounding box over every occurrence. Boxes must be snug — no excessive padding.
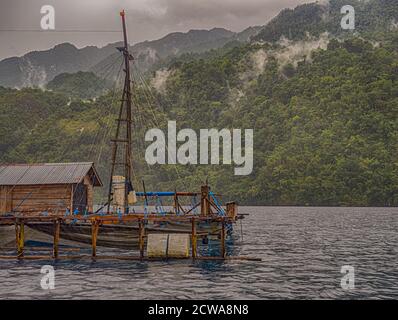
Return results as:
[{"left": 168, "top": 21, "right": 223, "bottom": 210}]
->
[{"left": 0, "top": 0, "right": 312, "bottom": 60}]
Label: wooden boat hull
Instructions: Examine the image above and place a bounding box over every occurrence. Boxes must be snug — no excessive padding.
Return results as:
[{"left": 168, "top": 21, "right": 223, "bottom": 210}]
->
[{"left": 27, "top": 220, "right": 227, "bottom": 249}]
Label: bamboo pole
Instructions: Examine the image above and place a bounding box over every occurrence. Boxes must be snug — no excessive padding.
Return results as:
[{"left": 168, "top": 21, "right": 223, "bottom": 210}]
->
[
  {"left": 200, "top": 185, "right": 210, "bottom": 216},
  {"left": 0, "top": 255, "right": 262, "bottom": 261},
  {"left": 191, "top": 218, "right": 197, "bottom": 259},
  {"left": 19, "top": 222, "right": 24, "bottom": 257},
  {"left": 15, "top": 220, "right": 24, "bottom": 258},
  {"left": 0, "top": 214, "right": 237, "bottom": 224},
  {"left": 0, "top": 247, "right": 80, "bottom": 252},
  {"left": 174, "top": 192, "right": 178, "bottom": 215},
  {"left": 138, "top": 219, "right": 145, "bottom": 259},
  {"left": 14, "top": 222, "right": 19, "bottom": 252},
  {"left": 221, "top": 217, "right": 226, "bottom": 258},
  {"left": 53, "top": 218, "right": 60, "bottom": 258},
  {"left": 91, "top": 220, "right": 99, "bottom": 258}
]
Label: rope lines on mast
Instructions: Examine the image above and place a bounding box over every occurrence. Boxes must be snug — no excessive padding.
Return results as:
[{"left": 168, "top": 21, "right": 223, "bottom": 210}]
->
[
  {"left": 106, "top": 10, "right": 136, "bottom": 214},
  {"left": 130, "top": 64, "right": 192, "bottom": 191}
]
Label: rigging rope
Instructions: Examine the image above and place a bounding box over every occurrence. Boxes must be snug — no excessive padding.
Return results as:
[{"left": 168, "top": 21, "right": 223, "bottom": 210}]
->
[{"left": 130, "top": 64, "right": 191, "bottom": 192}]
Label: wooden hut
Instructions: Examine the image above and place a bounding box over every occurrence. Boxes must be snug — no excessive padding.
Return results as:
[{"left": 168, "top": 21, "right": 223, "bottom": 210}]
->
[{"left": 0, "top": 162, "right": 102, "bottom": 216}]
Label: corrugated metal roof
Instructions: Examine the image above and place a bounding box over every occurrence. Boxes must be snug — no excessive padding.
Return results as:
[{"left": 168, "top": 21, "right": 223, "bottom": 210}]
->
[{"left": 0, "top": 162, "right": 102, "bottom": 186}]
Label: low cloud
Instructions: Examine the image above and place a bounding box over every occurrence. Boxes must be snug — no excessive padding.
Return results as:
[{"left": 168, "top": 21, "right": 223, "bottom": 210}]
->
[{"left": 0, "top": 0, "right": 311, "bottom": 60}]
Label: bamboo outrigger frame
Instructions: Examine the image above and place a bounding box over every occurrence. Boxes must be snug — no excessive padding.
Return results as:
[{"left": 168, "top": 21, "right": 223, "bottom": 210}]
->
[
  {"left": 0, "top": 214, "right": 260, "bottom": 262},
  {"left": 0, "top": 185, "right": 260, "bottom": 261}
]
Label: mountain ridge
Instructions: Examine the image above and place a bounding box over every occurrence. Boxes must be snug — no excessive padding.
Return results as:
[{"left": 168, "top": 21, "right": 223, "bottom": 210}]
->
[
  {"left": 2, "top": 0, "right": 396, "bottom": 89},
  {"left": 0, "top": 27, "right": 260, "bottom": 88}
]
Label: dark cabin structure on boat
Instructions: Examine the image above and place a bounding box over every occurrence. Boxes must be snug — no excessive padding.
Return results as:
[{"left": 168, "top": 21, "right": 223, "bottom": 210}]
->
[{"left": 0, "top": 162, "right": 102, "bottom": 216}]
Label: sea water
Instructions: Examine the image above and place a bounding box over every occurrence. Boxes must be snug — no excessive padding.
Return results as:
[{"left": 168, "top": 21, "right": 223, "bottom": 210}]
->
[{"left": 0, "top": 207, "right": 397, "bottom": 299}]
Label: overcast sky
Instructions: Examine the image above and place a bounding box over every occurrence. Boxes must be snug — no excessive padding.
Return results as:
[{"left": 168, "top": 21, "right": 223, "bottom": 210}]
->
[{"left": 0, "top": 0, "right": 312, "bottom": 60}]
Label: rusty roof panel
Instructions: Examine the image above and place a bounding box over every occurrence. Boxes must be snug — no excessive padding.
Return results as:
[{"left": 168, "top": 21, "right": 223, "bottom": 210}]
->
[{"left": 0, "top": 162, "right": 102, "bottom": 186}]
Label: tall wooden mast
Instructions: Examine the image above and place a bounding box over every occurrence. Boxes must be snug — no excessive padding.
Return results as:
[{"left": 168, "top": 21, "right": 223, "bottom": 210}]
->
[{"left": 107, "top": 10, "right": 135, "bottom": 214}]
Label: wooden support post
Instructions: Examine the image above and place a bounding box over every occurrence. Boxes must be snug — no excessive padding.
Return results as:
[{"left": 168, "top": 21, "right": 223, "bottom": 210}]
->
[
  {"left": 200, "top": 185, "right": 210, "bottom": 216},
  {"left": 221, "top": 217, "right": 226, "bottom": 258},
  {"left": 174, "top": 193, "right": 178, "bottom": 215},
  {"left": 15, "top": 220, "right": 24, "bottom": 258},
  {"left": 19, "top": 222, "right": 24, "bottom": 257},
  {"left": 15, "top": 222, "right": 19, "bottom": 252},
  {"left": 226, "top": 202, "right": 238, "bottom": 220},
  {"left": 191, "top": 218, "right": 197, "bottom": 259},
  {"left": 91, "top": 220, "right": 99, "bottom": 258},
  {"left": 53, "top": 219, "right": 60, "bottom": 259},
  {"left": 178, "top": 202, "right": 188, "bottom": 215},
  {"left": 139, "top": 219, "right": 145, "bottom": 259},
  {"left": 70, "top": 184, "right": 74, "bottom": 213}
]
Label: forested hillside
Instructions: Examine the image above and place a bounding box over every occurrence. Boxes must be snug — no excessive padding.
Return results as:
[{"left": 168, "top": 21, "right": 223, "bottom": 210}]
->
[
  {"left": 46, "top": 72, "right": 111, "bottom": 99},
  {"left": 0, "top": 0, "right": 397, "bottom": 206},
  {"left": 253, "top": 0, "right": 398, "bottom": 42}
]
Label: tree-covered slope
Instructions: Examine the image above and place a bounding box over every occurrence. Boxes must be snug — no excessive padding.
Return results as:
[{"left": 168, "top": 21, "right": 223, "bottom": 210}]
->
[
  {"left": 0, "top": 87, "right": 69, "bottom": 159},
  {"left": 1, "top": 33, "right": 397, "bottom": 206},
  {"left": 154, "top": 35, "right": 398, "bottom": 206},
  {"left": 253, "top": 0, "right": 398, "bottom": 42},
  {"left": 46, "top": 71, "right": 111, "bottom": 99}
]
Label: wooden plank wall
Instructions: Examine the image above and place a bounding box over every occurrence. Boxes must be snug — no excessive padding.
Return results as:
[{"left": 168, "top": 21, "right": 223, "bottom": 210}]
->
[
  {"left": 0, "top": 186, "right": 12, "bottom": 215},
  {"left": 11, "top": 184, "right": 71, "bottom": 215},
  {"left": 1, "top": 172, "right": 97, "bottom": 215},
  {"left": 84, "top": 176, "right": 94, "bottom": 212}
]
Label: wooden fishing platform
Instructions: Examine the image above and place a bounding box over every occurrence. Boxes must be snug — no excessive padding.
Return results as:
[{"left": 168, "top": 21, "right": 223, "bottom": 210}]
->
[
  {"left": 0, "top": 215, "right": 261, "bottom": 262},
  {"left": 0, "top": 11, "right": 260, "bottom": 263}
]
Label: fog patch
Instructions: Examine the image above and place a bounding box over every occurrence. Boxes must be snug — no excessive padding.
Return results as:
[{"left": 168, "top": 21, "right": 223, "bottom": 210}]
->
[
  {"left": 152, "top": 68, "right": 174, "bottom": 93},
  {"left": 136, "top": 47, "right": 160, "bottom": 69},
  {"left": 390, "top": 19, "right": 398, "bottom": 31},
  {"left": 251, "top": 49, "right": 268, "bottom": 75},
  {"left": 274, "top": 32, "right": 329, "bottom": 67},
  {"left": 238, "top": 48, "right": 268, "bottom": 86},
  {"left": 316, "top": 0, "right": 330, "bottom": 6},
  {"left": 19, "top": 57, "right": 48, "bottom": 89},
  {"left": 227, "top": 88, "right": 245, "bottom": 108}
]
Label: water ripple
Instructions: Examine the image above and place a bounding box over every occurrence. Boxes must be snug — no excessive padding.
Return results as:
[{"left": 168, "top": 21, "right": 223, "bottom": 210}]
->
[{"left": 0, "top": 207, "right": 397, "bottom": 299}]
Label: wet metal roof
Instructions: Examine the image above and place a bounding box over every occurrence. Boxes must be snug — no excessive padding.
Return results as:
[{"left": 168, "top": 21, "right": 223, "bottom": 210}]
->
[{"left": 0, "top": 162, "right": 102, "bottom": 186}]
